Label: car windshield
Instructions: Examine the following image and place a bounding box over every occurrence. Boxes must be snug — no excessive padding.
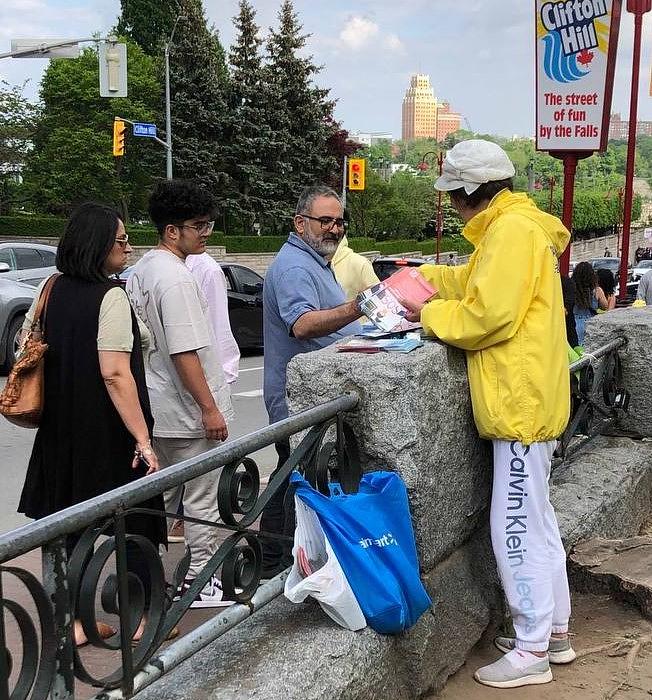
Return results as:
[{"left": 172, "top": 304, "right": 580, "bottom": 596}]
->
[
  {"left": 638, "top": 260, "right": 652, "bottom": 269},
  {"left": 592, "top": 259, "right": 619, "bottom": 272}
]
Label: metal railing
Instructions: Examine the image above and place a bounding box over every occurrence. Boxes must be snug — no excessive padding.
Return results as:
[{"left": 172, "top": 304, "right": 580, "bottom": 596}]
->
[
  {"left": 554, "top": 337, "right": 630, "bottom": 463},
  {"left": 0, "top": 393, "right": 360, "bottom": 700}
]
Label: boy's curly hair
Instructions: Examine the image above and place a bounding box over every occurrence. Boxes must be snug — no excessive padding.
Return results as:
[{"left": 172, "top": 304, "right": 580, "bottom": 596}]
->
[{"left": 148, "top": 180, "right": 217, "bottom": 236}]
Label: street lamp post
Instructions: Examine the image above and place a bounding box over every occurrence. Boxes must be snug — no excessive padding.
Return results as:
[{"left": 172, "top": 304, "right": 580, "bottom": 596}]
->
[
  {"left": 164, "top": 15, "right": 185, "bottom": 180},
  {"left": 419, "top": 150, "right": 445, "bottom": 263}
]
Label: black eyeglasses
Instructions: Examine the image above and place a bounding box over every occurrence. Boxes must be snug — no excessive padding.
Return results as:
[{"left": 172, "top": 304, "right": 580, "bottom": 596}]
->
[{"left": 300, "top": 214, "right": 348, "bottom": 231}]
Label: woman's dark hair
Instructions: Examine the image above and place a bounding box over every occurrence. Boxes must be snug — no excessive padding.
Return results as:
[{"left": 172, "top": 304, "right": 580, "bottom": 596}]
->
[
  {"left": 148, "top": 179, "right": 217, "bottom": 236},
  {"left": 56, "top": 202, "right": 122, "bottom": 282},
  {"left": 572, "top": 261, "right": 597, "bottom": 310},
  {"left": 596, "top": 267, "right": 616, "bottom": 297},
  {"left": 448, "top": 178, "right": 514, "bottom": 210}
]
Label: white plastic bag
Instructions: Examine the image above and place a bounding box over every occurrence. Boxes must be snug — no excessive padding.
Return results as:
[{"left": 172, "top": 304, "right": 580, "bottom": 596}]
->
[{"left": 284, "top": 497, "right": 366, "bottom": 631}]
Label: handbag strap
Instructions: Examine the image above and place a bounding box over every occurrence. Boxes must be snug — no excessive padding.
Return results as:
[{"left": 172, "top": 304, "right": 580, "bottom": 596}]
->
[{"left": 30, "top": 273, "right": 61, "bottom": 333}]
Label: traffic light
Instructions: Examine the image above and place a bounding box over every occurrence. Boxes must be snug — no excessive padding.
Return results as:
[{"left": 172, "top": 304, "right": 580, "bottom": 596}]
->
[
  {"left": 348, "top": 158, "right": 366, "bottom": 190},
  {"left": 112, "top": 119, "right": 126, "bottom": 157}
]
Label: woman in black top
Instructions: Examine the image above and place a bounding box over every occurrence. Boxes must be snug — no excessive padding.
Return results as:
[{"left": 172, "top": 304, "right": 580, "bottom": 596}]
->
[{"left": 18, "top": 202, "right": 167, "bottom": 645}]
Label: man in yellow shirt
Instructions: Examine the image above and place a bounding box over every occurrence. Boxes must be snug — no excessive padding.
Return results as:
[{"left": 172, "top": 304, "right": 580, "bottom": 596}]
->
[
  {"left": 403, "top": 140, "right": 574, "bottom": 689},
  {"left": 331, "top": 236, "right": 379, "bottom": 301}
]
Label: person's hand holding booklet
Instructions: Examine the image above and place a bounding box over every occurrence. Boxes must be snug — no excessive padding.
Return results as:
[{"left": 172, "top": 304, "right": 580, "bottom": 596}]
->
[{"left": 356, "top": 267, "right": 437, "bottom": 333}]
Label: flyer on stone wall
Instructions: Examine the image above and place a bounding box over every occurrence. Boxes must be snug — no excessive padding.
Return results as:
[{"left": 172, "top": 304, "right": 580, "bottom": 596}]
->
[{"left": 536, "top": 0, "right": 622, "bottom": 152}]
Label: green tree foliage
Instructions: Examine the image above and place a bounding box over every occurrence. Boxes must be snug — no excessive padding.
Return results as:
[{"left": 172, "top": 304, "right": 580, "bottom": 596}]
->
[
  {"left": 0, "top": 81, "right": 41, "bottom": 213},
  {"left": 22, "top": 40, "right": 162, "bottom": 218},
  {"left": 117, "top": 0, "right": 177, "bottom": 55},
  {"left": 264, "top": 0, "right": 339, "bottom": 224},
  {"left": 222, "top": 0, "right": 286, "bottom": 234},
  {"left": 347, "top": 169, "right": 463, "bottom": 240},
  {"left": 167, "top": 0, "right": 229, "bottom": 196}
]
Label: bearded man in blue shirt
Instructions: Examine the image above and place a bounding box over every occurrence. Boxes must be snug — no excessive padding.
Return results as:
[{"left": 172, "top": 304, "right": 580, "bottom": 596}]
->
[{"left": 261, "top": 184, "right": 363, "bottom": 577}]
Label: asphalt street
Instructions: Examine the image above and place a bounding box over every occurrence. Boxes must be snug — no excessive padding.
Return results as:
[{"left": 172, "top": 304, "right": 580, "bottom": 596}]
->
[{"left": 0, "top": 352, "right": 274, "bottom": 535}]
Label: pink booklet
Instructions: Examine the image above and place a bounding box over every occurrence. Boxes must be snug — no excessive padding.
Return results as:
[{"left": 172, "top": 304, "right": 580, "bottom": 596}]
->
[{"left": 357, "top": 267, "right": 438, "bottom": 332}]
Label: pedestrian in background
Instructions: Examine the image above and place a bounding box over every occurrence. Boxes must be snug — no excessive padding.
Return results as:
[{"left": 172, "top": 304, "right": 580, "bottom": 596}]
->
[
  {"left": 571, "top": 262, "right": 609, "bottom": 346},
  {"left": 18, "top": 202, "right": 167, "bottom": 646},
  {"left": 127, "top": 180, "right": 234, "bottom": 608},
  {"left": 637, "top": 267, "right": 652, "bottom": 305},
  {"left": 262, "top": 184, "right": 362, "bottom": 578},
  {"left": 596, "top": 268, "right": 617, "bottom": 311},
  {"left": 402, "top": 140, "right": 575, "bottom": 689}
]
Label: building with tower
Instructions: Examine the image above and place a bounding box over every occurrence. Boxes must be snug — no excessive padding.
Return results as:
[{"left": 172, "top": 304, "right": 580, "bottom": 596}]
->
[{"left": 401, "top": 74, "right": 462, "bottom": 142}]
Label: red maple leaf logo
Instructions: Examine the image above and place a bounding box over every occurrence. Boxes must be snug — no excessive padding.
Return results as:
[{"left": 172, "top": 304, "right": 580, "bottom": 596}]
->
[{"left": 577, "top": 49, "right": 594, "bottom": 66}]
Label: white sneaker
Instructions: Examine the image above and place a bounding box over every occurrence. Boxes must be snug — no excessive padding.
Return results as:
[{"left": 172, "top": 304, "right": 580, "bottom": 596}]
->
[
  {"left": 474, "top": 651, "right": 553, "bottom": 689},
  {"left": 174, "top": 576, "right": 239, "bottom": 609}
]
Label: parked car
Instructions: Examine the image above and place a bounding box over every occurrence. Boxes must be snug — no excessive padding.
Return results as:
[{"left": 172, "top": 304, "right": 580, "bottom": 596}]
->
[
  {"left": 631, "top": 258, "right": 652, "bottom": 282},
  {"left": 587, "top": 257, "right": 632, "bottom": 281},
  {"left": 0, "top": 277, "right": 37, "bottom": 372},
  {"left": 371, "top": 256, "right": 433, "bottom": 281},
  {"left": 0, "top": 243, "right": 57, "bottom": 287},
  {"left": 121, "top": 261, "right": 264, "bottom": 350}
]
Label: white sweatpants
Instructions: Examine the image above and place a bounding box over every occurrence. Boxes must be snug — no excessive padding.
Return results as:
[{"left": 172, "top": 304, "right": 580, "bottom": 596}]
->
[{"left": 490, "top": 440, "right": 571, "bottom": 652}]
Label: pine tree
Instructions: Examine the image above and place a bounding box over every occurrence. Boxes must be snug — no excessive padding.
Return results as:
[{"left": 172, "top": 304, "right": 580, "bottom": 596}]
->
[
  {"left": 265, "top": 0, "right": 339, "bottom": 222},
  {"left": 166, "top": 0, "right": 230, "bottom": 201},
  {"left": 223, "top": 0, "right": 288, "bottom": 234},
  {"left": 117, "top": 0, "right": 177, "bottom": 55}
]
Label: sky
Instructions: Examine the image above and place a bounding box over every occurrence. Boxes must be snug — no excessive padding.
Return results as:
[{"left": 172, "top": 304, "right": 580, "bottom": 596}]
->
[{"left": 1, "top": 0, "right": 652, "bottom": 140}]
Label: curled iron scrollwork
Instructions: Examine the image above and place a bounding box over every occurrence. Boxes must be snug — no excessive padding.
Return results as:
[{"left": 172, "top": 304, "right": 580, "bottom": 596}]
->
[
  {"left": 67, "top": 520, "right": 176, "bottom": 689},
  {"left": 0, "top": 566, "right": 56, "bottom": 700}
]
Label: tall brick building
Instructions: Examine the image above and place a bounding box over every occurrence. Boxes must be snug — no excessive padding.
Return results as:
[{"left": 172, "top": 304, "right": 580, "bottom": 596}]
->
[{"left": 401, "top": 74, "right": 461, "bottom": 142}]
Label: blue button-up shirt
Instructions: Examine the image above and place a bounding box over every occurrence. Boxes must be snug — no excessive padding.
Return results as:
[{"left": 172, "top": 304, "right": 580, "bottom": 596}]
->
[{"left": 263, "top": 233, "right": 362, "bottom": 423}]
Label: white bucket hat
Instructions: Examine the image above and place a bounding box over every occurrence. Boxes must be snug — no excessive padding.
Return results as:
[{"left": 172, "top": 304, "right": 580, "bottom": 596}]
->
[{"left": 434, "top": 139, "right": 516, "bottom": 195}]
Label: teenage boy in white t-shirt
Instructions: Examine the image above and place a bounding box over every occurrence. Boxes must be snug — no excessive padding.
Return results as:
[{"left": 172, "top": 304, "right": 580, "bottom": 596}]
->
[{"left": 127, "top": 180, "right": 234, "bottom": 608}]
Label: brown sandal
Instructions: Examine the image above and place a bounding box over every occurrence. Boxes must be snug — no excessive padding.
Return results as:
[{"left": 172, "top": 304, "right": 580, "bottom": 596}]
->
[{"left": 74, "top": 620, "right": 116, "bottom": 647}]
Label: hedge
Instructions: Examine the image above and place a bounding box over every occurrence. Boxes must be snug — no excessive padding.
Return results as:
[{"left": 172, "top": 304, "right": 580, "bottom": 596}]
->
[{"left": 0, "top": 216, "right": 473, "bottom": 255}]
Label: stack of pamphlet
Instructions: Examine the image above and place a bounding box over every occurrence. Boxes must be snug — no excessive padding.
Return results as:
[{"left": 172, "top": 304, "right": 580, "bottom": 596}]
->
[
  {"left": 356, "top": 267, "right": 437, "bottom": 333},
  {"left": 336, "top": 336, "right": 423, "bottom": 354},
  {"left": 336, "top": 267, "right": 437, "bottom": 354}
]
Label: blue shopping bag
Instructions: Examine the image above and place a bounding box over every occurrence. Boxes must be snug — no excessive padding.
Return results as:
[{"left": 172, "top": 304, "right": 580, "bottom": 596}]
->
[{"left": 290, "top": 470, "right": 432, "bottom": 634}]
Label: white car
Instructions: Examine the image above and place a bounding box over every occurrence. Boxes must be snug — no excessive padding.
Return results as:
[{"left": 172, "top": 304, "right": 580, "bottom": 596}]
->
[
  {"left": 0, "top": 242, "right": 58, "bottom": 287},
  {"left": 631, "top": 259, "right": 652, "bottom": 282}
]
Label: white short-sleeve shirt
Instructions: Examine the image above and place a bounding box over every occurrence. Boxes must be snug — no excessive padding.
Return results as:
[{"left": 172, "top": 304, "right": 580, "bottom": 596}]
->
[{"left": 126, "top": 249, "right": 233, "bottom": 438}]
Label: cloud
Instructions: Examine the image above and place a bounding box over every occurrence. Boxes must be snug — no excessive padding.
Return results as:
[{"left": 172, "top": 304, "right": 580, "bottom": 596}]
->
[
  {"left": 385, "top": 33, "right": 405, "bottom": 54},
  {"left": 338, "top": 16, "right": 380, "bottom": 51}
]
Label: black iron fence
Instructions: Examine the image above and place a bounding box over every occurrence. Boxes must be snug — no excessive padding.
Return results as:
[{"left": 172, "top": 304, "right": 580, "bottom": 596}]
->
[
  {"left": 0, "top": 393, "right": 360, "bottom": 700},
  {"left": 555, "top": 337, "right": 630, "bottom": 463}
]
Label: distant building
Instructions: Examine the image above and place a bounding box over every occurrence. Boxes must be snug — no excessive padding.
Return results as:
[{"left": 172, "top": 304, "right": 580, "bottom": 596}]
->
[
  {"left": 402, "top": 74, "right": 438, "bottom": 141},
  {"left": 401, "top": 74, "right": 462, "bottom": 142},
  {"left": 436, "top": 102, "right": 462, "bottom": 141},
  {"left": 609, "top": 113, "right": 652, "bottom": 140},
  {"left": 351, "top": 131, "right": 393, "bottom": 146}
]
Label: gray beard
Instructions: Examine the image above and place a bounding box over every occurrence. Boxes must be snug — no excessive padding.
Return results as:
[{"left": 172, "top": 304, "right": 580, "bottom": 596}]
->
[{"left": 303, "top": 230, "right": 339, "bottom": 258}]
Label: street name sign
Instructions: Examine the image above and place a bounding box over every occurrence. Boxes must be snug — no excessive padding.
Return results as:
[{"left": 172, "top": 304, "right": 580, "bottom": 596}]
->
[
  {"left": 536, "top": 0, "right": 622, "bottom": 152},
  {"left": 132, "top": 123, "right": 157, "bottom": 138}
]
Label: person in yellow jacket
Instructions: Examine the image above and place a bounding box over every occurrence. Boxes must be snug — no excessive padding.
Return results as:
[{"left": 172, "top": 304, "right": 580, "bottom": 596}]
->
[
  {"left": 331, "top": 236, "right": 379, "bottom": 301},
  {"left": 402, "top": 140, "right": 574, "bottom": 689}
]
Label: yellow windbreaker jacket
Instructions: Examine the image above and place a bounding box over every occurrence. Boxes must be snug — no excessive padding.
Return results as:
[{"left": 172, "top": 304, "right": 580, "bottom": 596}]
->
[
  {"left": 419, "top": 190, "right": 571, "bottom": 444},
  {"left": 331, "top": 237, "right": 380, "bottom": 300}
]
